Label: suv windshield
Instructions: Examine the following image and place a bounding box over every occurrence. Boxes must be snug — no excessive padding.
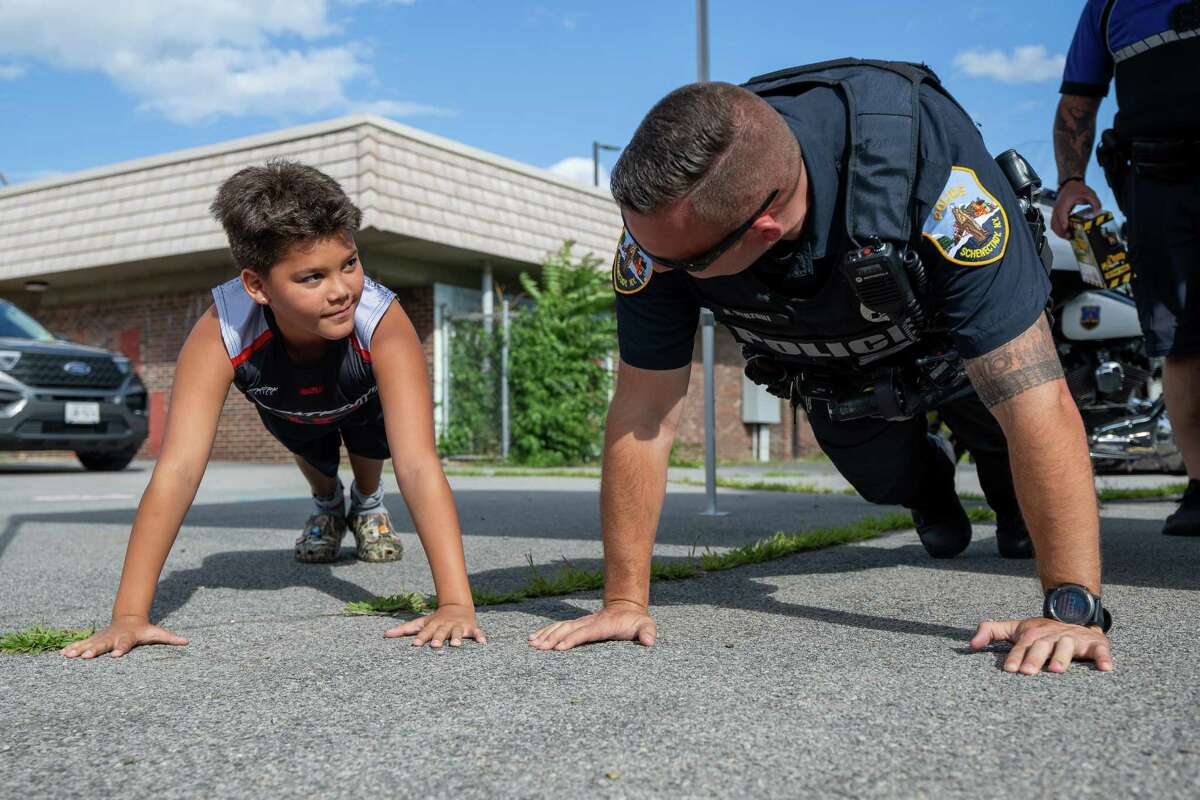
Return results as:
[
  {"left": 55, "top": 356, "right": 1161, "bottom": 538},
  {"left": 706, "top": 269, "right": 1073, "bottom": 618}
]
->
[{"left": 0, "top": 301, "right": 56, "bottom": 342}]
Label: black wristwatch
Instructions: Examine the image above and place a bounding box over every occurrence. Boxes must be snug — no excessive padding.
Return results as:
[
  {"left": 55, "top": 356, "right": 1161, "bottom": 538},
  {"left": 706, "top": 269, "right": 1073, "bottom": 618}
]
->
[{"left": 1043, "top": 584, "right": 1112, "bottom": 633}]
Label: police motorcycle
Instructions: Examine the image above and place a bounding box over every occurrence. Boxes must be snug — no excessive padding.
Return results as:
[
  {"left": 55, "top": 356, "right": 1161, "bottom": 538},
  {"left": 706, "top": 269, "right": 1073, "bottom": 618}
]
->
[{"left": 1039, "top": 198, "right": 1183, "bottom": 474}]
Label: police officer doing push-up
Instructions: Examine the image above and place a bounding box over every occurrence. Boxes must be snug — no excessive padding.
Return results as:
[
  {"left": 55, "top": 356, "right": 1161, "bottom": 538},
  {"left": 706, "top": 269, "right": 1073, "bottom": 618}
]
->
[{"left": 528, "top": 59, "right": 1115, "bottom": 675}]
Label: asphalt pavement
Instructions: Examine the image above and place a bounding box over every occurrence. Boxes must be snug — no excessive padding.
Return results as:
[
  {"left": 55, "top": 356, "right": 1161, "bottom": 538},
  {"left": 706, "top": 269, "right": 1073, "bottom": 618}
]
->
[{"left": 1, "top": 459, "right": 1197, "bottom": 799}]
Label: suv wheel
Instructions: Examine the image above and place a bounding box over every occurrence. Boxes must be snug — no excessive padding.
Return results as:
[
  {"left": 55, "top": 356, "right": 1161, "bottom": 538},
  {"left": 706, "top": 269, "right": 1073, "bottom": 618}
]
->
[{"left": 76, "top": 449, "right": 137, "bottom": 471}]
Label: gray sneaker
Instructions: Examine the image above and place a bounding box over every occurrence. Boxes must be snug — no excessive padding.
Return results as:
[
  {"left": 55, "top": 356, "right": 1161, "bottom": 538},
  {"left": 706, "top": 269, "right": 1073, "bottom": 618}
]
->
[
  {"left": 348, "top": 510, "right": 403, "bottom": 562},
  {"left": 294, "top": 512, "right": 347, "bottom": 563}
]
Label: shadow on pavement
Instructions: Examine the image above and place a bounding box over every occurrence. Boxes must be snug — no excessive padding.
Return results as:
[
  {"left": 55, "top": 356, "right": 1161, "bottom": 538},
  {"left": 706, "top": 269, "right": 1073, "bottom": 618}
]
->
[
  {"left": 1, "top": 491, "right": 1191, "bottom": 639},
  {"left": 152, "top": 548, "right": 376, "bottom": 622}
]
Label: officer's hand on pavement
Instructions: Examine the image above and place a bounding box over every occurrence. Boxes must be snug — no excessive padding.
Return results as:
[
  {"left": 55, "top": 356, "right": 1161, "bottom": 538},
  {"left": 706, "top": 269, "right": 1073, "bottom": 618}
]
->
[
  {"left": 384, "top": 603, "right": 486, "bottom": 649},
  {"left": 61, "top": 615, "right": 189, "bottom": 660},
  {"left": 970, "top": 618, "right": 1113, "bottom": 674},
  {"left": 1050, "top": 180, "right": 1103, "bottom": 239},
  {"left": 528, "top": 599, "right": 657, "bottom": 652}
]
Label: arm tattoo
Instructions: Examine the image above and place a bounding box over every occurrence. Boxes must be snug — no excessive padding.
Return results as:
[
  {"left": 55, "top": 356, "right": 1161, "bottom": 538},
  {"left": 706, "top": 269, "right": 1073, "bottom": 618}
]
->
[
  {"left": 965, "top": 315, "right": 1064, "bottom": 409},
  {"left": 1053, "top": 95, "right": 1101, "bottom": 183}
]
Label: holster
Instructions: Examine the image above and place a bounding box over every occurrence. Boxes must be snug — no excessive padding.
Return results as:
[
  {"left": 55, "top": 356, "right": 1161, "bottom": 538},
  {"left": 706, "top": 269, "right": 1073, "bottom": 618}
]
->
[
  {"left": 1130, "top": 137, "right": 1200, "bottom": 181},
  {"left": 1095, "top": 129, "right": 1131, "bottom": 215}
]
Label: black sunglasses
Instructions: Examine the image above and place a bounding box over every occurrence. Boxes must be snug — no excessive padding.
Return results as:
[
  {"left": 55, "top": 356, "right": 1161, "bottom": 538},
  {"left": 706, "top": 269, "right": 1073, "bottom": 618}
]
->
[{"left": 620, "top": 189, "right": 780, "bottom": 273}]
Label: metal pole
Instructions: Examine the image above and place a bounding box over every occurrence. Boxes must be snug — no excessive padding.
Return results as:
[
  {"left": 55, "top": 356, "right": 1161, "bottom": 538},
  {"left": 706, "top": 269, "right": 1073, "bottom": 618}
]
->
[
  {"left": 700, "top": 310, "right": 727, "bottom": 516},
  {"left": 695, "top": 2, "right": 725, "bottom": 516},
  {"left": 441, "top": 306, "right": 452, "bottom": 434},
  {"left": 500, "top": 299, "right": 511, "bottom": 460},
  {"left": 593, "top": 141, "right": 600, "bottom": 187},
  {"left": 481, "top": 263, "right": 494, "bottom": 335}
]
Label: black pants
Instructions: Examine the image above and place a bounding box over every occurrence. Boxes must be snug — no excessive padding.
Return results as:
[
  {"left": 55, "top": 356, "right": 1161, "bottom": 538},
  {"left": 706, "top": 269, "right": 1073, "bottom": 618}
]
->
[
  {"left": 1124, "top": 171, "right": 1200, "bottom": 357},
  {"left": 807, "top": 393, "right": 1021, "bottom": 523},
  {"left": 257, "top": 397, "right": 390, "bottom": 478}
]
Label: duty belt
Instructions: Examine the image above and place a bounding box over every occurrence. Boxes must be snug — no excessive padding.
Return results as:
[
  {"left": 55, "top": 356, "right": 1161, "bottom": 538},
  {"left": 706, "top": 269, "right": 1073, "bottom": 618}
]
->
[
  {"left": 1101, "top": 133, "right": 1200, "bottom": 182},
  {"left": 1131, "top": 138, "right": 1200, "bottom": 179},
  {"left": 747, "top": 343, "right": 973, "bottom": 423}
]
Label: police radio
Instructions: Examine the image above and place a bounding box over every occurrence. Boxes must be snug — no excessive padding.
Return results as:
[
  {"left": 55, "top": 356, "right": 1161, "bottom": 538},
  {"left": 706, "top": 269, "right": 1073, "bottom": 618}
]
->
[{"left": 839, "top": 241, "right": 927, "bottom": 339}]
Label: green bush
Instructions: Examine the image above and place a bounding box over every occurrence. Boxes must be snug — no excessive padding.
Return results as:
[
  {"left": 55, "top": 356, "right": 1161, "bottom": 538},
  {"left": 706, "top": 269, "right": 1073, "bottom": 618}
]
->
[{"left": 508, "top": 242, "right": 615, "bottom": 466}]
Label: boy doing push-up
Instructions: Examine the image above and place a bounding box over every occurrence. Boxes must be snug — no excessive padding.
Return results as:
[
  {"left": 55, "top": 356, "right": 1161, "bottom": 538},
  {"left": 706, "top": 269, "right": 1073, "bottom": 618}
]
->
[{"left": 63, "top": 160, "right": 484, "bottom": 657}]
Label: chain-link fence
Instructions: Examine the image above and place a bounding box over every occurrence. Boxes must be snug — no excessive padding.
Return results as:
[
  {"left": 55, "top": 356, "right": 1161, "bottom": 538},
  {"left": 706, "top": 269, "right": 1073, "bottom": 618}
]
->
[{"left": 438, "top": 301, "right": 513, "bottom": 460}]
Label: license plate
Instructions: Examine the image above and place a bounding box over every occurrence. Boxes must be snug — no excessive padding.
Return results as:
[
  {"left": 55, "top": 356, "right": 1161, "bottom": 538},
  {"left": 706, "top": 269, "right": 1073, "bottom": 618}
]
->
[{"left": 64, "top": 402, "right": 100, "bottom": 425}]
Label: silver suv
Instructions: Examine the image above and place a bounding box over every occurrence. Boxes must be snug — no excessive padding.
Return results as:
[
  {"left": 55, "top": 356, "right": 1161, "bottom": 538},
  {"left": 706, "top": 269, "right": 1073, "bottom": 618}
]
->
[{"left": 0, "top": 300, "right": 149, "bottom": 470}]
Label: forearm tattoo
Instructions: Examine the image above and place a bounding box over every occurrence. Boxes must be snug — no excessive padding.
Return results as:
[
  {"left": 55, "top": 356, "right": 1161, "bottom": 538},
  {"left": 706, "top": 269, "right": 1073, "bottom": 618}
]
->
[
  {"left": 1053, "top": 95, "right": 1101, "bottom": 182},
  {"left": 965, "top": 315, "right": 1064, "bottom": 408}
]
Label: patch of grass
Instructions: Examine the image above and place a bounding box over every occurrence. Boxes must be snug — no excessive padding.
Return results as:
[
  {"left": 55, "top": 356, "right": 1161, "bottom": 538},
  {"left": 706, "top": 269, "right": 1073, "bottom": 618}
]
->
[
  {"left": 673, "top": 477, "right": 845, "bottom": 495},
  {"left": 967, "top": 507, "right": 997, "bottom": 523},
  {"left": 443, "top": 468, "right": 602, "bottom": 479},
  {"left": 650, "top": 561, "right": 701, "bottom": 581},
  {"left": 1097, "top": 482, "right": 1188, "bottom": 502},
  {"left": 698, "top": 511, "right": 914, "bottom": 572},
  {"left": 344, "top": 507, "right": 1006, "bottom": 617},
  {"left": 523, "top": 555, "right": 605, "bottom": 598},
  {"left": 1, "top": 626, "right": 94, "bottom": 655},
  {"left": 344, "top": 592, "right": 433, "bottom": 616}
]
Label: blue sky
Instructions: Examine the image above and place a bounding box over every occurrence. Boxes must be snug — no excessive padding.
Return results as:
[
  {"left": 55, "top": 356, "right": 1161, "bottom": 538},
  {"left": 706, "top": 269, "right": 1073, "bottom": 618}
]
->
[{"left": 0, "top": 0, "right": 1118, "bottom": 210}]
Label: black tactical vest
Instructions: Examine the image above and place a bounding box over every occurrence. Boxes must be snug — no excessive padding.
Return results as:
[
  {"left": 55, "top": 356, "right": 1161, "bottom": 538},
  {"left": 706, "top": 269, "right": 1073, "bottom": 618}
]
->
[{"left": 687, "top": 59, "right": 966, "bottom": 374}]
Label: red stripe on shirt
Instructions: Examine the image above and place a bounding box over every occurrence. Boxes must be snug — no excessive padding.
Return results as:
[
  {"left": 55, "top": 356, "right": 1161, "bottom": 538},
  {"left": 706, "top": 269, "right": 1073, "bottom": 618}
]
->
[
  {"left": 231, "top": 329, "right": 274, "bottom": 368},
  {"left": 351, "top": 334, "right": 371, "bottom": 363}
]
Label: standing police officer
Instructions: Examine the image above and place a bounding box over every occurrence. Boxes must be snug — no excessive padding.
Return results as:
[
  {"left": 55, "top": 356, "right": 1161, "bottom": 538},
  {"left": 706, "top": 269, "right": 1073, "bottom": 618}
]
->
[
  {"left": 529, "top": 59, "right": 1114, "bottom": 675},
  {"left": 1051, "top": 0, "right": 1200, "bottom": 537}
]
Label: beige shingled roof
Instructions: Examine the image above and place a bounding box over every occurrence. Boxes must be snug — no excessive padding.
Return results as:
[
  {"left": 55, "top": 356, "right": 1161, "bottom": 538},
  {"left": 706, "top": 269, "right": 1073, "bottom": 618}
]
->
[{"left": 0, "top": 114, "right": 620, "bottom": 285}]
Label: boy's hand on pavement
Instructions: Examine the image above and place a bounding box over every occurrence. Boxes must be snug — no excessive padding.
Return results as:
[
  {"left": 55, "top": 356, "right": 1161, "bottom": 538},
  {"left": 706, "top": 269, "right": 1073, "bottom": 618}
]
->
[
  {"left": 384, "top": 603, "right": 486, "bottom": 648},
  {"left": 528, "top": 599, "right": 657, "bottom": 652},
  {"left": 970, "top": 617, "right": 1113, "bottom": 674},
  {"left": 61, "top": 616, "right": 189, "bottom": 659}
]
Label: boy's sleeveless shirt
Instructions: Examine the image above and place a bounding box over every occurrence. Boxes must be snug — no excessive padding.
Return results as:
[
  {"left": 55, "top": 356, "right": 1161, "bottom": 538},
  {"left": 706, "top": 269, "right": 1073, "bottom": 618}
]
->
[{"left": 211, "top": 276, "right": 395, "bottom": 424}]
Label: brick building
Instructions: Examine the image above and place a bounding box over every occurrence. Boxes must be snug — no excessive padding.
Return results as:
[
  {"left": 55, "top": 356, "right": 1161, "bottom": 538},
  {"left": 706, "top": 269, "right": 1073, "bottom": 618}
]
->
[{"left": 0, "top": 115, "right": 812, "bottom": 463}]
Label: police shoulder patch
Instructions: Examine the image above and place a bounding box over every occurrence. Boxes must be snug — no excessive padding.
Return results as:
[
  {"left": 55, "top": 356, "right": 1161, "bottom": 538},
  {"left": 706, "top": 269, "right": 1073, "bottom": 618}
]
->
[
  {"left": 612, "top": 229, "right": 653, "bottom": 295},
  {"left": 921, "top": 166, "right": 1009, "bottom": 267}
]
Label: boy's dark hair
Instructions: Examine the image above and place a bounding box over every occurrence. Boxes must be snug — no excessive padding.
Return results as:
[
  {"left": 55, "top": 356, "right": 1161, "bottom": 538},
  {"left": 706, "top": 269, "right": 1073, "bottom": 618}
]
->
[
  {"left": 209, "top": 159, "right": 362, "bottom": 273},
  {"left": 609, "top": 82, "right": 799, "bottom": 226}
]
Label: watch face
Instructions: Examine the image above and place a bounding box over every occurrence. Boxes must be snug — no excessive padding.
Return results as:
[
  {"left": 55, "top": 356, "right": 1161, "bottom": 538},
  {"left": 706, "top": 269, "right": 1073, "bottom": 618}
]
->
[{"left": 1050, "top": 588, "right": 1093, "bottom": 624}]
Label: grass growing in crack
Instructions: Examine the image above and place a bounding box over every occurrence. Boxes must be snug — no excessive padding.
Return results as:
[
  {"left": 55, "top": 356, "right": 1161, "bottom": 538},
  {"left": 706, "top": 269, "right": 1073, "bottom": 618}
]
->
[
  {"left": 523, "top": 555, "right": 604, "bottom": 598},
  {"left": 1, "top": 626, "right": 94, "bottom": 655},
  {"left": 1097, "top": 482, "right": 1188, "bottom": 502},
  {"left": 344, "top": 509, "right": 1002, "bottom": 617}
]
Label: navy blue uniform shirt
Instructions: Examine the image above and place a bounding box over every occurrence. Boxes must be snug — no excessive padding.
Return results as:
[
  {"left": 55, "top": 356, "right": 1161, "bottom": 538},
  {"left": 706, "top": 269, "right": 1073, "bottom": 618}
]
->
[
  {"left": 614, "top": 84, "right": 1051, "bottom": 371},
  {"left": 1061, "top": 0, "right": 1200, "bottom": 138}
]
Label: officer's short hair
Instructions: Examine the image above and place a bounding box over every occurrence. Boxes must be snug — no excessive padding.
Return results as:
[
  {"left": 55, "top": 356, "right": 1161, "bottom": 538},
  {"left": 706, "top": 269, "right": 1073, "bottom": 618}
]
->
[
  {"left": 610, "top": 82, "right": 799, "bottom": 225},
  {"left": 210, "top": 159, "right": 362, "bottom": 273}
]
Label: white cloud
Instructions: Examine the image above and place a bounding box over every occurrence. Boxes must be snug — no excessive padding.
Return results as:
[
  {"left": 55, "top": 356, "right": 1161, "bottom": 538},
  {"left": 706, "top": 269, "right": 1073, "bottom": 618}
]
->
[
  {"left": 953, "top": 45, "right": 1065, "bottom": 84},
  {"left": 351, "top": 98, "right": 453, "bottom": 118},
  {"left": 0, "top": 63, "right": 25, "bottom": 80},
  {"left": 0, "top": 0, "right": 441, "bottom": 124},
  {"left": 547, "top": 156, "right": 610, "bottom": 192}
]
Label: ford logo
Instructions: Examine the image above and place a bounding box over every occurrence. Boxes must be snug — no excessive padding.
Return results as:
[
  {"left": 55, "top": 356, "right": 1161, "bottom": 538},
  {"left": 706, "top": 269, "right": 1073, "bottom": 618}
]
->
[{"left": 63, "top": 361, "right": 92, "bottom": 376}]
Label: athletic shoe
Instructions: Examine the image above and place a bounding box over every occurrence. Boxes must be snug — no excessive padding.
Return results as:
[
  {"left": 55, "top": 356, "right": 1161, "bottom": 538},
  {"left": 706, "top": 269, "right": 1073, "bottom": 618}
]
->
[
  {"left": 911, "top": 434, "right": 972, "bottom": 559},
  {"left": 1163, "top": 480, "right": 1200, "bottom": 537},
  {"left": 349, "top": 510, "right": 404, "bottom": 562},
  {"left": 294, "top": 512, "right": 347, "bottom": 563}
]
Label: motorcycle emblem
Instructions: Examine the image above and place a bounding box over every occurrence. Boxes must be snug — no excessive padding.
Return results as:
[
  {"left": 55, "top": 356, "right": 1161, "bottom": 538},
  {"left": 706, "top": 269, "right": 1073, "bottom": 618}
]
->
[
  {"left": 1080, "top": 305, "right": 1101, "bottom": 331},
  {"left": 62, "top": 361, "right": 92, "bottom": 376}
]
